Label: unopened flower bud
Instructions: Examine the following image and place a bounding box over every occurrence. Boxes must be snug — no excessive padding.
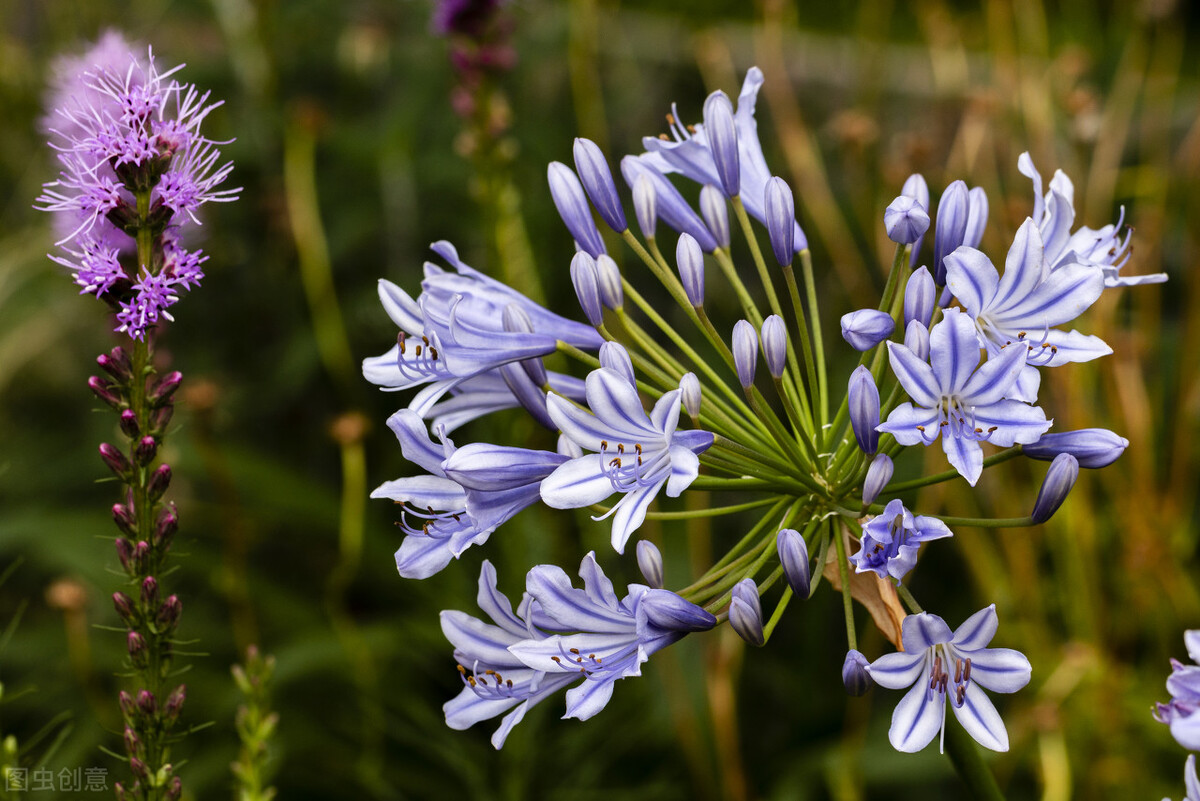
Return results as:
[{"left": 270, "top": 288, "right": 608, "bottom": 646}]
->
[
  {"left": 164, "top": 684, "right": 186, "bottom": 725},
  {"left": 88, "top": 376, "right": 123, "bottom": 409},
  {"left": 573, "top": 138, "right": 626, "bottom": 233},
  {"left": 116, "top": 538, "right": 134, "bottom": 570},
  {"left": 1023, "top": 428, "right": 1129, "bottom": 469},
  {"left": 594, "top": 255, "right": 623, "bottom": 310},
  {"left": 119, "top": 690, "right": 135, "bottom": 717},
  {"left": 112, "top": 503, "right": 137, "bottom": 537},
  {"left": 141, "top": 576, "right": 158, "bottom": 606},
  {"left": 114, "top": 782, "right": 129, "bottom": 801},
  {"left": 760, "top": 315, "right": 787, "bottom": 379},
  {"left": 729, "top": 578, "right": 765, "bottom": 647},
  {"left": 631, "top": 173, "right": 657, "bottom": 240},
  {"left": 127, "top": 631, "right": 147, "bottom": 665},
  {"left": 599, "top": 342, "right": 636, "bottom": 387},
  {"left": 776, "top": 528, "right": 811, "bottom": 599},
  {"left": 621, "top": 157, "right": 718, "bottom": 251},
  {"left": 129, "top": 757, "right": 149, "bottom": 782},
  {"left": 848, "top": 366, "right": 880, "bottom": 455},
  {"left": 155, "top": 504, "right": 179, "bottom": 547},
  {"left": 840, "top": 309, "right": 895, "bottom": 351},
  {"left": 149, "top": 371, "right": 183, "bottom": 405},
  {"left": 113, "top": 592, "right": 136, "bottom": 624},
  {"left": 764, "top": 176, "right": 796, "bottom": 266},
  {"left": 904, "top": 320, "right": 930, "bottom": 361},
  {"left": 99, "top": 443, "right": 132, "bottom": 477},
  {"left": 98, "top": 347, "right": 132, "bottom": 381},
  {"left": 904, "top": 266, "right": 936, "bottom": 327},
  {"left": 902, "top": 173, "right": 931, "bottom": 266},
  {"left": 933, "top": 180, "right": 969, "bottom": 286},
  {"left": 136, "top": 689, "right": 157, "bottom": 717},
  {"left": 964, "top": 186, "right": 988, "bottom": 248},
  {"left": 676, "top": 233, "right": 705, "bottom": 307},
  {"left": 133, "top": 540, "right": 151, "bottom": 570},
  {"left": 636, "top": 540, "right": 664, "bottom": 589},
  {"left": 862, "top": 453, "right": 894, "bottom": 506},
  {"left": 548, "top": 161, "right": 606, "bottom": 257},
  {"left": 147, "top": 464, "right": 172, "bottom": 502},
  {"left": 570, "top": 252, "right": 603, "bottom": 327},
  {"left": 842, "top": 649, "right": 873, "bottom": 696},
  {"left": 149, "top": 403, "right": 174, "bottom": 433},
  {"left": 732, "top": 320, "right": 758, "bottom": 389},
  {"left": 502, "top": 305, "right": 547, "bottom": 388},
  {"left": 884, "top": 194, "right": 930, "bottom": 245},
  {"left": 557, "top": 434, "right": 583, "bottom": 459},
  {"left": 157, "top": 594, "right": 182, "bottom": 628},
  {"left": 123, "top": 727, "right": 142, "bottom": 759},
  {"left": 1031, "top": 453, "right": 1079, "bottom": 523},
  {"left": 679, "top": 372, "right": 701, "bottom": 422},
  {"left": 703, "top": 91, "right": 740, "bottom": 197},
  {"left": 135, "top": 436, "right": 158, "bottom": 465},
  {"left": 699, "top": 185, "right": 729, "bottom": 249},
  {"left": 119, "top": 408, "right": 140, "bottom": 438},
  {"left": 166, "top": 775, "right": 182, "bottom": 801}
]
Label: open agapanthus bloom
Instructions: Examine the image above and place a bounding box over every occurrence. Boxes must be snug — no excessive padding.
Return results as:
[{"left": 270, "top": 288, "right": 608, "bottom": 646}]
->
[
  {"left": 849, "top": 499, "right": 953, "bottom": 582},
  {"left": 1155, "top": 630, "right": 1200, "bottom": 750},
  {"left": 443, "top": 555, "right": 715, "bottom": 749},
  {"left": 37, "top": 44, "right": 239, "bottom": 338},
  {"left": 866, "top": 606, "right": 1031, "bottom": 753}
]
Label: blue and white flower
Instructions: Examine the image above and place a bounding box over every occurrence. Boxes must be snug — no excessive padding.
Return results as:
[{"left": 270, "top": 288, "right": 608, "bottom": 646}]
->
[
  {"left": 1155, "top": 630, "right": 1200, "bottom": 750},
  {"left": 849, "top": 499, "right": 952, "bottom": 582},
  {"left": 866, "top": 606, "right": 1032, "bottom": 753}
]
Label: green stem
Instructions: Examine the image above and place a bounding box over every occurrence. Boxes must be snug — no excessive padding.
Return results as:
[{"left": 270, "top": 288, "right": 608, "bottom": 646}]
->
[
  {"left": 884, "top": 448, "right": 1024, "bottom": 493},
  {"left": 799, "top": 250, "right": 829, "bottom": 427},
  {"left": 944, "top": 722, "right": 1008, "bottom": 801},
  {"left": 832, "top": 519, "right": 856, "bottom": 651}
]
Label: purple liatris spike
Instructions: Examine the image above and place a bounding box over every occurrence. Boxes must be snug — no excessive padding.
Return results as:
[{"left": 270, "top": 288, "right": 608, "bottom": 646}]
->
[
  {"left": 760, "top": 315, "right": 787, "bottom": 379},
  {"left": 1030, "top": 453, "right": 1078, "bottom": 523},
  {"left": 764, "top": 176, "right": 796, "bottom": 267},
  {"left": 884, "top": 194, "right": 930, "bottom": 245},
  {"left": 676, "top": 233, "right": 705, "bottom": 307},
  {"left": 1023, "top": 428, "right": 1128, "bottom": 468},
  {"left": 702, "top": 91, "right": 740, "bottom": 197},
  {"left": 848, "top": 365, "right": 880, "bottom": 455},
  {"left": 862, "top": 453, "right": 893, "bottom": 506},
  {"left": 840, "top": 309, "right": 894, "bottom": 351},
  {"left": 570, "top": 252, "right": 603, "bottom": 327},
  {"left": 866, "top": 606, "right": 1031, "bottom": 753},
  {"left": 732, "top": 320, "right": 758, "bottom": 389},
  {"left": 849, "top": 499, "right": 952, "bottom": 581},
  {"left": 547, "top": 161, "right": 606, "bottom": 257},
  {"left": 776, "top": 528, "right": 811, "bottom": 599},
  {"left": 573, "top": 138, "right": 626, "bottom": 233},
  {"left": 729, "top": 578, "right": 765, "bottom": 647},
  {"left": 700, "top": 185, "right": 730, "bottom": 249}
]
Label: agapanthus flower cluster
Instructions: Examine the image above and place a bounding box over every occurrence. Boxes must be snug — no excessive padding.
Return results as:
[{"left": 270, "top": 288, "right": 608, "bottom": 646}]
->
[
  {"left": 365, "top": 65, "right": 1159, "bottom": 768},
  {"left": 36, "top": 36, "right": 239, "bottom": 339}
]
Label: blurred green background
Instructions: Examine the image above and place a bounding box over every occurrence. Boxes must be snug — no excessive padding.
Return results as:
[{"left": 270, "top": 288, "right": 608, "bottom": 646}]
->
[{"left": 1, "top": 0, "right": 1198, "bottom": 798}]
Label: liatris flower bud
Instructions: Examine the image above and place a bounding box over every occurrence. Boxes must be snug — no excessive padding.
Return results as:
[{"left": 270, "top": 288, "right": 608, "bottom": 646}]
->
[
  {"left": 621, "top": 157, "right": 718, "bottom": 252},
  {"left": 157, "top": 595, "right": 182, "bottom": 628},
  {"left": 680, "top": 372, "right": 701, "bottom": 422},
  {"left": 594, "top": 254, "right": 624, "bottom": 310},
  {"left": 964, "top": 186, "right": 988, "bottom": 248},
  {"left": 902, "top": 173, "right": 931, "bottom": 266},
  {"left": 764, "top": 176, "right": 796, "bottom": 267},
  {"left": 933, "top": 180, "right": 969, "bottom": 286},
  {"left": 135, "top": 435, "right": 158, "bottom": 465},
  {"left": 636, "top": 540, "right": 664, "bottom": 589},
  {"left": 676, "top": 233, "right": 705, "bottom": 307},
  {"left": 97, "top": 347, "right": 132, "bottom": 382},
  {"left": 147, "top": 464, "right": 172, "bottom": 502},
  {"left": 904, "top": 266, "right": 935, "bottom": 327},
  {"left": 631, "top": 173, "right": 657, "bottom": 240},
  {"left": 141, "top": 576, "right": 159, "bottom": 606},
  {"left": 164, "top": 685, "right": 186, "bottom": 726},
  {"left": 848, "top": 366, "right": 880, "bottom": 454},
  {"left": 127, "top": 631, "right": 148, "bottom": 666},
  {"left": 904, "top": 320, "right": 930, "bottom": 361},
  {"left": 570, "top": 252, "right": 604, "bottom": 327},
  {"left": 863, "top": 453, "right": 894, "bottom": 506},
  {"left": 166, "top": 776, "right": 182, "bottom": 801},
  {"left": 840, "top": 309, "right": 894, "bottom": 351},
  {"left": 776, "top": 528, "right": 811, "bottom": 599},
  {"left": 884, "top": 194, "right": 930, "bottom": 245},
  {"left": 599, "top": 342, "right": 637, "bottom": 387},
  {"left": 132, "top": 540, "right": 151, "bottom": 573},
  {"left": 129, "top": 757, "right": 150, "bottom": 783},
  {"left": 116, "top": 538, "right": 134, "bottom": 571},
  {"left": 732, "top": 320, "right": 758, "bottom": 389},
  {"left": 572, "top": 138, "right": 626, "bottom": 233},
  {"left": 703, "top": 91, "right": 740, "bottom": 197},
  {"left": 99, "top": 443, "right": 133, "bottom": 477},
  {"left": 699, "top": 185, "right": 730, "bottom": 249},
  {"left": 119, "top": 690, "right": 136, "bottom": 718},
  {"left": 729, "top": 578, "right": 765, "bottom": 646},
  {"left": 123, "top": 727, "right": 142, "bottom": 759},
  {"left": 136, "top": 689, "right": 157, "bottom": 718},
  {"left": 547, "top": 162, "right": 606, "bottom": 257},
  {"left": 88, "top": 376, "right": 123, "bottom": 409},
  {"left": 842, "top": 649, "right": 873, "bottom": 696},
  {"left": 113, "top": 503, "right": 137, "bottom": 537},
  {"left": 760, "top": 315, "right": 787, "bottom": 379},
  {"left": 156, "top": 504, "right": 179, "bottom": 547},
  {"left": 149, "top": 371, "right": 183, "bottom": 405},
  {"left": 113, "top": 591, "right": 136, "bottom": 624},
  {"left": 119, "top": 409, "right": 140, "bottom": 438},
  {"left": 1023, "top": 428, "right": 1129, "bottom": 469},
  {"left": 1031, "top": 453, "right": 1079, "bottom": 523},
  {"left": 149, "top": 402, "right": 175, "bottom": 433}
]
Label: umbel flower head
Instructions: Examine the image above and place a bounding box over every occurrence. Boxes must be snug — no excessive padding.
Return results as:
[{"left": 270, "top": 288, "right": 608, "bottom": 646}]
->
[{"left": 37, "top": 39, "right": 239, "bottom": 339}]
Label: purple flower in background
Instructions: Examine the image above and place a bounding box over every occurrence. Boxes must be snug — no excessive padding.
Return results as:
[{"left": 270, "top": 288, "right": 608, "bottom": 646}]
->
[
  {"left": 840, "top": 308, "right": 894, "bottom": 352},
  {"left": 1155, "top": 630, "right": 1200, "bottom": 750},
  {"left": 1165, "top": 755, "right": 1200, "bottom": 801},
  {"left": 879, "top": 309, "right": 1051, "bottom": 485},
  {"left": 867, "top": 606, "right": 1031, "bottom": 753},
  {"left": 1023, "top": 428, "right": 1128, "bottom": 469},
  {"left": 540, "top": 367, "right": 714, "bottom": 554},
  {"left": 849, "top": 499, "right": 952, "bottom": 582}
]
